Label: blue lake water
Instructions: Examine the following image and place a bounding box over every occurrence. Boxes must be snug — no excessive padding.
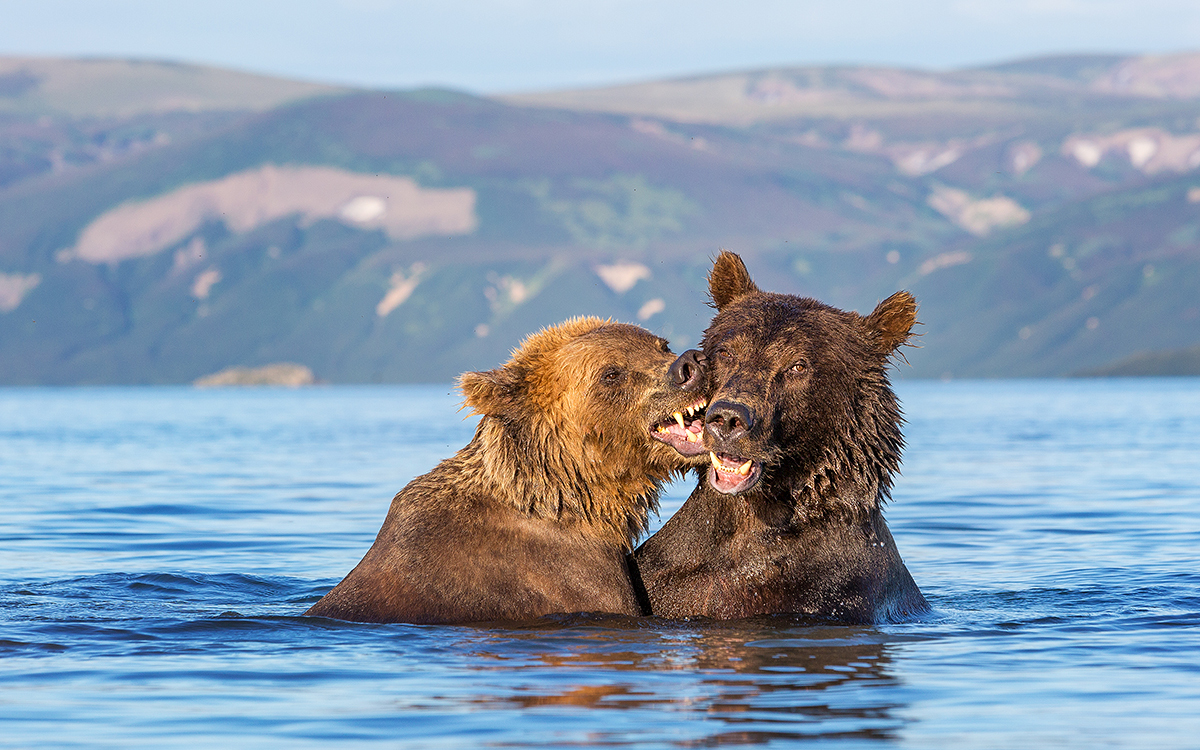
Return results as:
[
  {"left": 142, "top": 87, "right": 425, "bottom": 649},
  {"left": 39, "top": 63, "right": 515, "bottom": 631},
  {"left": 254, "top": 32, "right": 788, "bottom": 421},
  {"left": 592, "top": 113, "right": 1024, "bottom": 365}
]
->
[{"left": 2, "top": 379, "right": 1199, "bottom": 748}]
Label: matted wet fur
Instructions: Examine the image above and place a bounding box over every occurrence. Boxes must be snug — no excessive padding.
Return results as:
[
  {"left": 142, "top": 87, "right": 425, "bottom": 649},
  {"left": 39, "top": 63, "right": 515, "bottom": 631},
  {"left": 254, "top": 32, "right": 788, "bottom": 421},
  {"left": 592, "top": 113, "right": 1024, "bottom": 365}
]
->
[
  {"left": 306, "top": 317, "right": 708, "bottom": 624},
  {"left": 634, "top": 252, "right": 929, "bottom": 624}
]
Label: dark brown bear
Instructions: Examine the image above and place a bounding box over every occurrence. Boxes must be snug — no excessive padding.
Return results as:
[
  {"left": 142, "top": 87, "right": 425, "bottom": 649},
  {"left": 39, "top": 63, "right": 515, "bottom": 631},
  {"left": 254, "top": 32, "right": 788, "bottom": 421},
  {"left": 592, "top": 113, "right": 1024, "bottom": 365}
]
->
[
  {"left": 634, "top": 252, "right": 929, "bottom": 624},
  {"left": 305, "top": 317, "right": 709, "bottom": 624}
]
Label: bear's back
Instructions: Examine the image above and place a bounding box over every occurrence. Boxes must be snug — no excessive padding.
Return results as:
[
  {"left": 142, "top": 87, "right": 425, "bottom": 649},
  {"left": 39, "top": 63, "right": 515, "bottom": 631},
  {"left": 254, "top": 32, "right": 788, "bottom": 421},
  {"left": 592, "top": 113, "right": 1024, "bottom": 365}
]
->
[{"left": 307, "top": 478, "right": 645, "bottom": 624}]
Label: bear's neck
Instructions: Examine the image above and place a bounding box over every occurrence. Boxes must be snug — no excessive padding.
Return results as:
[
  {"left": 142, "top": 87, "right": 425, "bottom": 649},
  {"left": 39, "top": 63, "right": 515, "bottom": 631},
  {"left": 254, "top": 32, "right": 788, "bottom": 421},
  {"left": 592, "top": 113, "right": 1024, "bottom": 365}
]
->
[
  {"left": 779, "top": 453, "right": 888, "bottom": 525},
  {"left": 459, "top": 417, "right": 660, "bottom": 550},
  {"left": 779, "top": 391, "right": 903, "bottom": 526}
]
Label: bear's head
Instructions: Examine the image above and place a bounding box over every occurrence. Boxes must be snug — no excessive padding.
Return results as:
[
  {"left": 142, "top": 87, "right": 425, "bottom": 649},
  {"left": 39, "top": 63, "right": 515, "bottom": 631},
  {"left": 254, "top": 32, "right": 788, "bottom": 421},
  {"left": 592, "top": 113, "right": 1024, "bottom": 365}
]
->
[
  {"left": 700, "top": 252, "right": 916, "bottom": 521},
  {"left": 459, "top": 317, "right": 709, "bottom": 547}
]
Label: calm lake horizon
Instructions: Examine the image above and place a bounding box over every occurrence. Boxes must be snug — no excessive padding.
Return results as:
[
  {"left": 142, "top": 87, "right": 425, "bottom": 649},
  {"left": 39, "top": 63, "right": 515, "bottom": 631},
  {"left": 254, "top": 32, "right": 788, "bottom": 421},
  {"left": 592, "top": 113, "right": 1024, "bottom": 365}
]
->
[{"left": 2, "top": 378, "right": 1199, "bottom": 748}]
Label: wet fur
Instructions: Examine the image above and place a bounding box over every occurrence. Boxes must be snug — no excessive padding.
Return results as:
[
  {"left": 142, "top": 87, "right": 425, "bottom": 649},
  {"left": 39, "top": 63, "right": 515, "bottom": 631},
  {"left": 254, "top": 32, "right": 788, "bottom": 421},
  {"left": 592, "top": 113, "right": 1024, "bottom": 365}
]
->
[
  {"left": 307, "top": 317, "right": 702, "bottom": 624},
  {"left": 635, "top": 253, "right": 930, "bottom": 624}
]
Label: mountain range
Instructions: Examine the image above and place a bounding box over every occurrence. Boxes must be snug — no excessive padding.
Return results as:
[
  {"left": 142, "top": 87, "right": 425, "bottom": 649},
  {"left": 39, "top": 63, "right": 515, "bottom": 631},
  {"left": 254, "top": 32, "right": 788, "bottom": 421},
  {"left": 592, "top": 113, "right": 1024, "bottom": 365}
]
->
[{"left": 1, "top": 53, "right": 1199, "bottom": 383}]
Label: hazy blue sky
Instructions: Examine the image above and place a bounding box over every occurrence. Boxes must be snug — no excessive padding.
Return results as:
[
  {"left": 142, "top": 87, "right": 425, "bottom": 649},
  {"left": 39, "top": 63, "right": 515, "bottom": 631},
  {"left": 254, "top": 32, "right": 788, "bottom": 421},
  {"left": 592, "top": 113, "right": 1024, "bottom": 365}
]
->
[{"left": 2, "top": 0, "right": 1198, "bottom": 92}]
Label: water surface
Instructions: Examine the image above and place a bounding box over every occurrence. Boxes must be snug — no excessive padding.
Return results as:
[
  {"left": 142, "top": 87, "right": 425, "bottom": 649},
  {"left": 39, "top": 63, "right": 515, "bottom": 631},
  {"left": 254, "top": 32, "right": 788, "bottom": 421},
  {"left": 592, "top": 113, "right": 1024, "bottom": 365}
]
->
[{"left": 2, "top": 380, "right": 1199, "bottom": 748}]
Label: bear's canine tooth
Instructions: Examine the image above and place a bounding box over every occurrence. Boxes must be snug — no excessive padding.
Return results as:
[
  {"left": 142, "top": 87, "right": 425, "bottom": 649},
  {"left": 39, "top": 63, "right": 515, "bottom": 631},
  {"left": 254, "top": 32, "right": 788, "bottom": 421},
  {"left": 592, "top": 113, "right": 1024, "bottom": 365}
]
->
[
  {"left": 709, "top": 452, "right": 752, "bottom": 475},
  {"left": 685, "top": 431, "right": 700, "bottom": 443},
  {"left": 673, "top": 412, "right": 686, "bottom": 429}
]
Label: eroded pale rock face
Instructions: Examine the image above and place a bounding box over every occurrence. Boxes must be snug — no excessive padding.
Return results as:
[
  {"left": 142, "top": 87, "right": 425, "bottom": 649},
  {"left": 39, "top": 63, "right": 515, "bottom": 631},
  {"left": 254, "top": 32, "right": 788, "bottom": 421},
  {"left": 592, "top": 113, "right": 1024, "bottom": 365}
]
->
[
  {"left": 1090, "top": 54, "right": 1200, "bottom": 99},
  {"left": 927, "top": 185, "right": 1030, "bottom": 236},
  {"left": 843, "top": 68, "right": 1015, "bottom": 100},
  {"left": 193, "top": 362, "right": 316, "bottom": 387},
  {"left": 64, "top": 165, "right": 477, "bottom": 264},
  {"left": 919, "top": 251, "right": 973, "bottom": 276},
  {"left": 842, "top": 126, "right": 999, "bottom": 178},
  {"left": 0, "top": 272, "right": 41, "bottom": 313},
  {"left": 1062, "top": 128, "right": 1200, "bottom": 174},
  {"left": 1008, "top": 141, "right": 1043, "bottom": 176},
  {"left": 637, "top": 298, "right": 665, "bottom": 321},
  {"left": 376, "top": 263, "right": 427, "bottom": 318},
  {"left": 190, "top": 268, "right": 221, "bottom": 300},
  {"left": 594, "top": 261, "right": 651, "bottom": 294}
]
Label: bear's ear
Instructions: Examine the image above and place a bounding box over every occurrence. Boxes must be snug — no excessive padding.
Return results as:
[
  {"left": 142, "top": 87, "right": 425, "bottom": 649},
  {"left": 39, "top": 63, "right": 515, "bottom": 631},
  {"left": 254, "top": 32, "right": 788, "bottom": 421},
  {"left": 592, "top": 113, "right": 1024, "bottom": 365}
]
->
[
  {"left": 864, "top": 291, "right": 918, "bottom": 355},
  {"left": 458, "top": 367, "right": 521, "bottom": 416},
  {"left": 708, "top": 251, "right": 760, "bottom": 310}
]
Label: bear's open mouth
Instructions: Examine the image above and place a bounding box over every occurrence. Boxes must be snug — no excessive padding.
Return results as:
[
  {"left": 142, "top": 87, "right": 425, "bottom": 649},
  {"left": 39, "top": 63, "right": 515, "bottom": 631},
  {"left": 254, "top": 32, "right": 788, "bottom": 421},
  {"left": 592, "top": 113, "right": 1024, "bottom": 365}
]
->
[
  {"left": 708, "top": 451, "right": 762, "bottom": 494},
  {"left": 651, "top": 399, "right": 708, "bottom": 456}
]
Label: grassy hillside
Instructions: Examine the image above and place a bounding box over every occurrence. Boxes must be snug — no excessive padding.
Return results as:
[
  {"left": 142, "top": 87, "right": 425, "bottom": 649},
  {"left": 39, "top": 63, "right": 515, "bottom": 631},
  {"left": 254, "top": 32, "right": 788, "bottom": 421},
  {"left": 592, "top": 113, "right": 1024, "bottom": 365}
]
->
[
  {"left": 908, "top": 173, "right": 1200, "bottom": 378},
  {"left": 1077, "top": 346, "right": 1200, "bottom": 376},
  {"left": 1, "top": 55, "right": 1199, "bottom": 383},
  {"left": 0, "top": 57, "right": 347, "bottom": 193},
  {"left": 503, "top": 53, "right": 1200, "bottom": 124},
  {"left": 1, "top": 88, "right": 949, "bottom": 382},
  {"left": 0, "top": 57, "right": 345, "bottom": 118}
]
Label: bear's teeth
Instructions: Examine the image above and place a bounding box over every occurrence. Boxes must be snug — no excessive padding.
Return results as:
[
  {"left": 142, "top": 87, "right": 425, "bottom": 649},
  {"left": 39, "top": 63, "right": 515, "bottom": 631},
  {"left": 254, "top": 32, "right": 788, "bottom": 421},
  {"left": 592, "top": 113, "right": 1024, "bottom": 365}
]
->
[
  {"left": 673, "top": 412, "right": 686, "bottom": 429},
  {"left": 710, "top": 452, "right": 753, "bottom": 475},
  {"left": 710, "top": 452, "right": 735, "bottom": 473},
  {"left": 685, "top": 431, "right": 700, "bottom": 443}
]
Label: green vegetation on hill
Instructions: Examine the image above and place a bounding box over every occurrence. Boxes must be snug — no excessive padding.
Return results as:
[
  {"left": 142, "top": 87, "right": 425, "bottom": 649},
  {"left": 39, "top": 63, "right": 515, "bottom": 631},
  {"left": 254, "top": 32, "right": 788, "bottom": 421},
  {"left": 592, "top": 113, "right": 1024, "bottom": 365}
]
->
[
  {"left": 909, "top": 174, "right": 1200, "bottom": 378},
  {"left": 1076, "top": 346, "right": 1200, "bottom": 377}
]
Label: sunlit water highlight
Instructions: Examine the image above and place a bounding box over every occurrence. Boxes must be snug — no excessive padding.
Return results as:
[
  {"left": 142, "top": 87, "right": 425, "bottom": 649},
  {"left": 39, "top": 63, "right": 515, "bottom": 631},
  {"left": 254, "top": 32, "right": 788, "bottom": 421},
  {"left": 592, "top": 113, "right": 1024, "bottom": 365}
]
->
[{"left": 2, "top": 380, "right": 1198, "bottom": 748}]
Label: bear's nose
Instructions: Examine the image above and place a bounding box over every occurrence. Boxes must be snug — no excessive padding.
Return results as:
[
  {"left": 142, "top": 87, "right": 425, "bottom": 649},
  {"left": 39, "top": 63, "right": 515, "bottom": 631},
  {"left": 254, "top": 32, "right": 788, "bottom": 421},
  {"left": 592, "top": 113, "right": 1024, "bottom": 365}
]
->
[
  {"left": 668, "top": 349, "right": 706, "bottom": 390},
  {"left": 705, "top": 400, "right": 755, "bottom": 442}
]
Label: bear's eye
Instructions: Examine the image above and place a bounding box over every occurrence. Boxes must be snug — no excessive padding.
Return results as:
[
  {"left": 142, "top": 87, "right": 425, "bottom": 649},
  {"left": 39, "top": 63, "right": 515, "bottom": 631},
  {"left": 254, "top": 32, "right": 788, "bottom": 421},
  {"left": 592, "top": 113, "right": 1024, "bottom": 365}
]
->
[
  {"left": 788, "top": 361, "right": 808, "bottom": 375},
  {"left": 715, "top": 348, "right": 733, "bottom": 362},
  {"left": 600, "top": 367, "right": 625, "bottom": 386}
]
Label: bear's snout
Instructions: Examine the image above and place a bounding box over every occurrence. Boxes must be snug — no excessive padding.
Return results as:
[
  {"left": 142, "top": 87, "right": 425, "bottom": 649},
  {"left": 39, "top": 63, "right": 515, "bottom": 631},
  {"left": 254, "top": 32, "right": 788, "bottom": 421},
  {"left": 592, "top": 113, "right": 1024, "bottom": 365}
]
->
[
  {"left": 705, "top": 399, "right": 755, "bottom": 443},
  {"left": 668, "top": 350, "right": 706, "bottom": 391}
]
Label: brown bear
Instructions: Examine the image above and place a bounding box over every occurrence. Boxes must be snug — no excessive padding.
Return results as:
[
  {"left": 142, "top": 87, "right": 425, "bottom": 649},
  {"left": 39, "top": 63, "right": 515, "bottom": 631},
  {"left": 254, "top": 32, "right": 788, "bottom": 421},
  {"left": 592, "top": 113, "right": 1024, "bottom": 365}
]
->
[
  {"left": 634, "top": 252, "right": 929, "bottom": 624},
  {"left": 305, "top": 317, "right": 709, "bottom": 624}
]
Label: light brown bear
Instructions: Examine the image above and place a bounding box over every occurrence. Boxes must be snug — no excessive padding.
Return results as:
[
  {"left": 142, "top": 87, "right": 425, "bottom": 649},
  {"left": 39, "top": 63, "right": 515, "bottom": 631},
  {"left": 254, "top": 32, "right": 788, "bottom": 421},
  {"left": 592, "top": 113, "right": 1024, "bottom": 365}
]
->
[{"left": 305, "top": 317, "right": 708, "bottom": 624}]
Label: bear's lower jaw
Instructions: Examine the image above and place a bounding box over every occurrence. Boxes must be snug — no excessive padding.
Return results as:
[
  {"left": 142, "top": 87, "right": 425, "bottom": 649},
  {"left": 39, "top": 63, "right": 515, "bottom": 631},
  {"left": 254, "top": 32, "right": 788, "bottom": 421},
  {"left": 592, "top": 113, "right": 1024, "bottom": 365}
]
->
[
  {"left": 708, "top": 452, "right": 762, "bottom": 494},
  {"left": 651, "top": 429, "right": 707, "bottom": 457}
]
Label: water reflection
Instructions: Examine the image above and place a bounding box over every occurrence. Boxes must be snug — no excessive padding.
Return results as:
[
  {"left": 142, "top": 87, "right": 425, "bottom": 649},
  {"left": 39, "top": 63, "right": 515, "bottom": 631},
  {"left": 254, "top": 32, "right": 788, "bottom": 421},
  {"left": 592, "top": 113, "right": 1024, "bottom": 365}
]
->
[{"left": 447, "top": 617, "right": 906, "bottom": 745}]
